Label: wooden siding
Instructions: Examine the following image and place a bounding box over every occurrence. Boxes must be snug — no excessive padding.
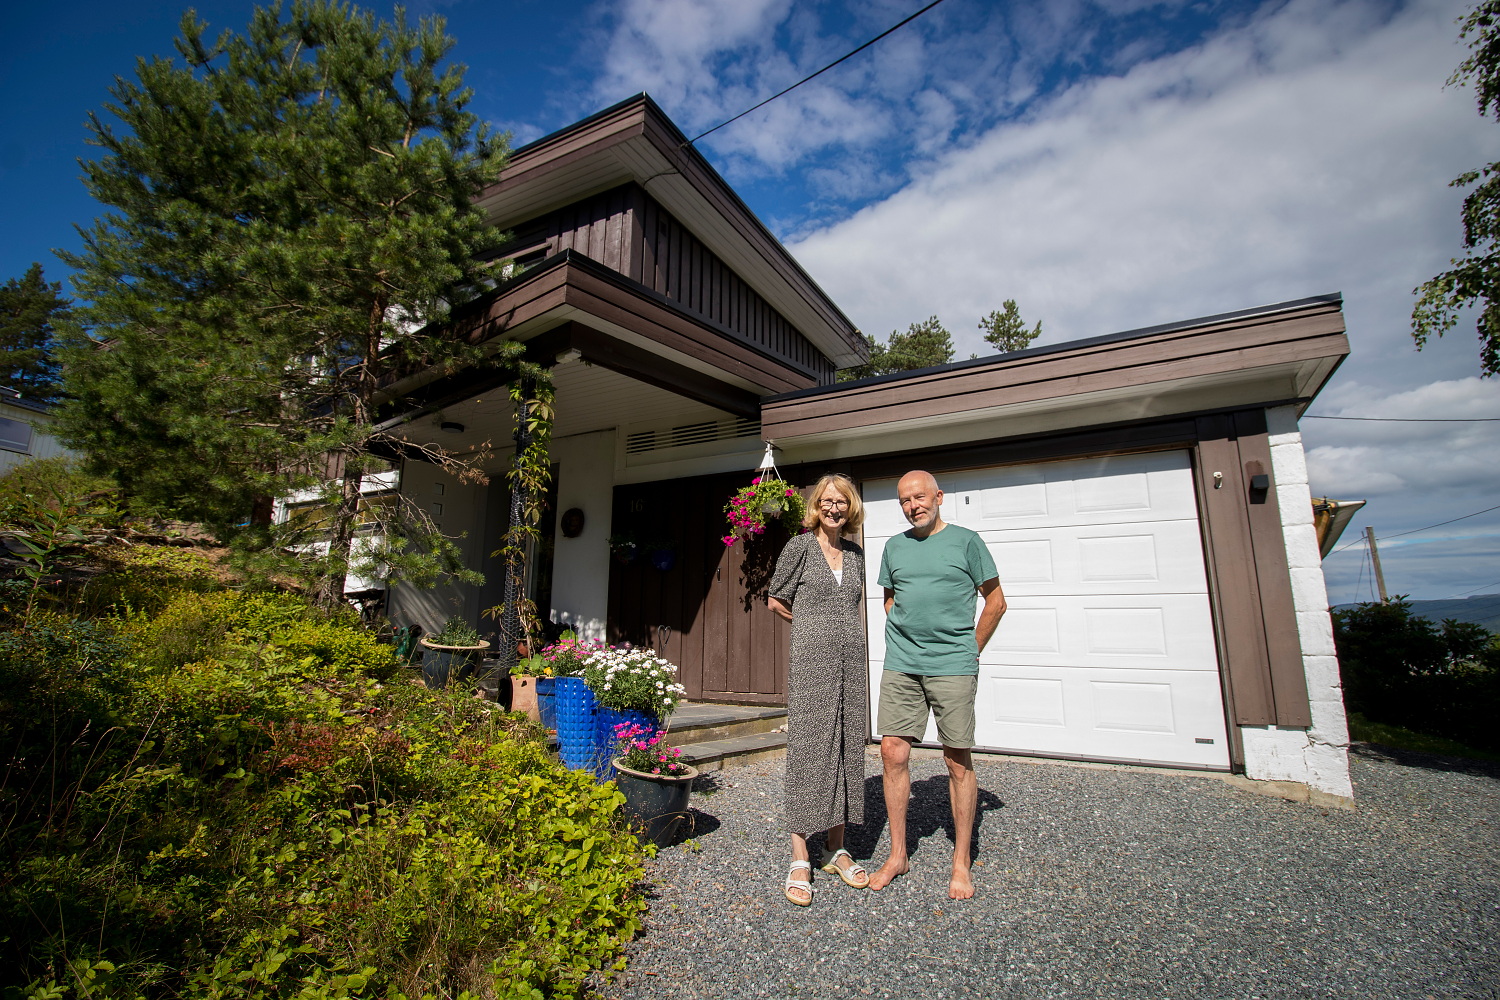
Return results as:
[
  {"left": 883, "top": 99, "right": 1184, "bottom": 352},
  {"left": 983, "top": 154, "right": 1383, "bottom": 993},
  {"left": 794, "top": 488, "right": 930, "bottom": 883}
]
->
[
  {"left": 609, "top": 470, "right": 792, "bottom": 705},
  {"left": 506, "top": 183, "right": 835, "bottom": 384}
]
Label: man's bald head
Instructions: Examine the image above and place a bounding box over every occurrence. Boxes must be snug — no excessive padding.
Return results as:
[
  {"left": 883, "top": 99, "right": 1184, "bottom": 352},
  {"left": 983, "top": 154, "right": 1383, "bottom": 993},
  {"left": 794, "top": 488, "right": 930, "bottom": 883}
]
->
[{"left": 896, "top": 470, "right": 944, "bottom": 535}]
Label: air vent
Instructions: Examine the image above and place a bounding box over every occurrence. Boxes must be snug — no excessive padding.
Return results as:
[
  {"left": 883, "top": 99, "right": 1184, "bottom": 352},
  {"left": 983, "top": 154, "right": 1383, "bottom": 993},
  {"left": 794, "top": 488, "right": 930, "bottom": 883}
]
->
[{"left": 625, "top": 417, "right": 761, "bottom": 455}]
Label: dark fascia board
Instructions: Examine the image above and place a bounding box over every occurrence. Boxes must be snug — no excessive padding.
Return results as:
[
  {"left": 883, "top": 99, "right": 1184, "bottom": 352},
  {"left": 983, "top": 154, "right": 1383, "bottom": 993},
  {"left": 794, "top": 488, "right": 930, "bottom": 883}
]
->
[
  {"left": 452, "top": 248, "right": 822, "bottom": 385},
  {"left": 766, "top": 293, "right": 1346, "bottom": 404},
  {"left": 487, "top": 94, "right": 866, "bottom": 362},
  {"left": 0, "top": 389, "right": 54, "bottom": 415}
]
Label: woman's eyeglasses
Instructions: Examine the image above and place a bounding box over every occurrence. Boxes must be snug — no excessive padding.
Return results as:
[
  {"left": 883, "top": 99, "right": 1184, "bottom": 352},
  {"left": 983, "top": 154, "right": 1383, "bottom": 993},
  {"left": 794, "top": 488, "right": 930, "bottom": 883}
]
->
[{"left": 818, "top": 499, "right": 849, "bottom": 510}]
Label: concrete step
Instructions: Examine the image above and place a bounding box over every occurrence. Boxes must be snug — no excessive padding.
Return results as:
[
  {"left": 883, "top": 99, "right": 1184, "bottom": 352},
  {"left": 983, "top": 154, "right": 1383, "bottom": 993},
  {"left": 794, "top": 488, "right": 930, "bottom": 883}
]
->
[
  {"left": 678, "top": 730, "right": 787, "bottom": 772},
  {"left": 663, "top": 701, "right": 786, "bottom": 748}
]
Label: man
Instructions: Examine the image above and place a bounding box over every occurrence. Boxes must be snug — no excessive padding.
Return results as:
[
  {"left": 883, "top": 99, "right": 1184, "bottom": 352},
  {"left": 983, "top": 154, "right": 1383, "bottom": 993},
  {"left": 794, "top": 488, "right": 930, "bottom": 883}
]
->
[{"left": 869, "top": 470, "right": 1006, "bottom": 899}]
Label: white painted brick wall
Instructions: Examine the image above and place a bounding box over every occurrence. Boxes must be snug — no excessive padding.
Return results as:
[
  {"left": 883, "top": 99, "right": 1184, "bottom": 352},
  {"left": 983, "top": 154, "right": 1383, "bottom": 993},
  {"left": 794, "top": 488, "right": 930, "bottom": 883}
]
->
[{"left": 1242, "top": 406, "right": 1354, "bottom": 803}]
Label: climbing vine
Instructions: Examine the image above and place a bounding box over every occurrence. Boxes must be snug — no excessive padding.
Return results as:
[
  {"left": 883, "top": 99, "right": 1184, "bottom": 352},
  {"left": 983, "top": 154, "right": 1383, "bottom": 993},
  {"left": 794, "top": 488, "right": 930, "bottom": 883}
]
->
[{"left": 483, "top": 371, "right": 555, "bottom": 651}]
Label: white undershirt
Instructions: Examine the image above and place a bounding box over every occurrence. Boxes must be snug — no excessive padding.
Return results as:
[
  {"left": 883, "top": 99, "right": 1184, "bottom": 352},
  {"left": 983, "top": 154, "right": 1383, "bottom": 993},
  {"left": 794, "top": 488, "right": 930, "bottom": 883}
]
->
[{"left": 832, "top": 567, "right": 843, "bottom": 585}]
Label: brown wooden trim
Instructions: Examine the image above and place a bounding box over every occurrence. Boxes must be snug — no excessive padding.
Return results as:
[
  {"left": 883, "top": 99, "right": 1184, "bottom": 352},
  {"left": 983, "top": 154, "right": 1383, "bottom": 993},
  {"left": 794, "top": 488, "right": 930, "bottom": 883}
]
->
[
  {"left": 763, "top": 306, "right": 1349, "bottom": 439},
  {"left": 1194, "top": 416, "right": 1276, "bottom": 726},
  {"left": 523, "top": 323, "right": 761, "bottom": 419},
  {"left": 1232, "top": 410, "right": 1313, "bottom": 726}
]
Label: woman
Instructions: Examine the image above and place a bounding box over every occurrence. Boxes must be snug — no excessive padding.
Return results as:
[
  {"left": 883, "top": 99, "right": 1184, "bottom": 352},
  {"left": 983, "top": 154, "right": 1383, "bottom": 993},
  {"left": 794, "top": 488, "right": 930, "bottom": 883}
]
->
[{"left": 767, "top": 472, "right": 870, "bottom": 905}]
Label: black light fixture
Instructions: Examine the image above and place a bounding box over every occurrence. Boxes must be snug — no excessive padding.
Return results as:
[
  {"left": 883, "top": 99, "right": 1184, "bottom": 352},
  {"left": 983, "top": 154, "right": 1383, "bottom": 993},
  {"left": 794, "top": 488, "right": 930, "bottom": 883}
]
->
[{"left": 440, "top": 421, "right": 465, "bottom": 434}]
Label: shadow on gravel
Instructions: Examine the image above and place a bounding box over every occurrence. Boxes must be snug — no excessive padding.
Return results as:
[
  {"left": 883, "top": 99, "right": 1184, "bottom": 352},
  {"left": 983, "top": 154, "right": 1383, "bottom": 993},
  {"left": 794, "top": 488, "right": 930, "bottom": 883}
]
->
[
  {"left": 843, "top": 773, "right": 1005, "bottom": 862},
  {"left": 1351, "top": 741, "right": 1500, "bottom": 780}
]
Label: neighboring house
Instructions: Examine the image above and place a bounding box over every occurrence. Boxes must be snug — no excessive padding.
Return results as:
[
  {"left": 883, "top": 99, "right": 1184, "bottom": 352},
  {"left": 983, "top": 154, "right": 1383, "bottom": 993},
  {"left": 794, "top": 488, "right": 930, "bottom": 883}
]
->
[
  {"left": 0, "top": 387, "right": 72, "bottom": 475},
  {"left": 376, "top": 94, "right": 1354, "bottom": 805}
]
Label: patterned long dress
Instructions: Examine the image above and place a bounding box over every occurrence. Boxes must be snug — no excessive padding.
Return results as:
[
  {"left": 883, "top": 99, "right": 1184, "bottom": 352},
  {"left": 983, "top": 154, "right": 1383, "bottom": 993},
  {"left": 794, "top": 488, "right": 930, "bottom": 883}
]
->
[{"left": 768, "top": 531, "right": 868, "bottom": 833}]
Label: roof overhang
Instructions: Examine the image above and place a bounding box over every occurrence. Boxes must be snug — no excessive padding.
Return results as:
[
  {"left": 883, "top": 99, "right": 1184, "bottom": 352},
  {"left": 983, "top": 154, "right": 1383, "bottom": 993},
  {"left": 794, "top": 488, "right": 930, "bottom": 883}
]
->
[
  {"left": 476, "top": 94, "right": 865, "bottom": 369},
  {"left": 760, "top": 295, "right": 1349, "bottom": 458}
]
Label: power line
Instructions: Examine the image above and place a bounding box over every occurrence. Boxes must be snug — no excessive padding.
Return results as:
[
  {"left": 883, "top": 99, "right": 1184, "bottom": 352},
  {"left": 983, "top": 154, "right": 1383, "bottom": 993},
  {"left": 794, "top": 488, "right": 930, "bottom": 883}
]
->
[
  {"left": 685, "top": 0, "right": 955, "bottom": 146},
  {"left": 1303, "top": 415, "right": 1500, "bottom": 422},
  {"left": 1452, "top": 579, "right": 1500, "bottom": 599},
  {"left": 1330, "top": 502, "right": 1500, "bottom": 556}
]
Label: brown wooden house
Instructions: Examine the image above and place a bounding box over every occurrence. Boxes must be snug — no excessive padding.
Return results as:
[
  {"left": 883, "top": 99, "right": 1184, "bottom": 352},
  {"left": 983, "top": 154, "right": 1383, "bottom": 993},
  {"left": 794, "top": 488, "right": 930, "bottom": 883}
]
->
[{"left": 378, "top": 94, "right": 1354, "bottom": 806}]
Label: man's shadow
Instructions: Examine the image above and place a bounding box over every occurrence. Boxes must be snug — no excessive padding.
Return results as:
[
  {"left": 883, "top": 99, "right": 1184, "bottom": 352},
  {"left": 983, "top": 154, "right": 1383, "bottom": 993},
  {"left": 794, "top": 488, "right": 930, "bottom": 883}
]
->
[{"left": 842, "top": 768, "right": 1004, "bottom": 864}]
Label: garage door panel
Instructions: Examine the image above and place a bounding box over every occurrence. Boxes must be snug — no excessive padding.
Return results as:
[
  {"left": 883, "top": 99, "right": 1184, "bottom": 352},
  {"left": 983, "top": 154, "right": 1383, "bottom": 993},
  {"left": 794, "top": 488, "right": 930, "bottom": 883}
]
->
[
  {"left": 978, "top": 520, "right": 1209, "bottom": 596},
  {"left": 984, "top": 594, "right": 1216, "bottom": 671},
  {"left": 861, "top": 449, "right": 1229, "bottom": 769},
  {"left": 976, "top": 665, "right": 1229, "bottom": 767}
]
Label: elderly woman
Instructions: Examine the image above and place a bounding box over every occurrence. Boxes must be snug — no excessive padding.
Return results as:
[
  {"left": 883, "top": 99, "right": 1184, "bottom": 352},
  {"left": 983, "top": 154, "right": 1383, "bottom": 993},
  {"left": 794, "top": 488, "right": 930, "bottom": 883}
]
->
[{"left": 767, "top": 472, "right": 870, "bottom": 905}]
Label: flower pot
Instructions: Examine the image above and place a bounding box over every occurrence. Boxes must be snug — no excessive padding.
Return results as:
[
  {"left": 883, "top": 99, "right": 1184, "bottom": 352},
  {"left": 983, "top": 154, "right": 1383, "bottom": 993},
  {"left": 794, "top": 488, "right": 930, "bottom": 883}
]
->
[
  {"left": 760, "top": 501, "right": 783, "bottom": 517},
  {"left": 650, "top": 548, "right": 676, "bottom": 572},
  {"left": 510, "top": 673, "right": 540, "bottom": 722},
  {"left": 595, "top": 706, "right": 659, "bottom": 779},
  {"left": 418, "top": 639, "right": 490, "bottom": 690},
  {"left": 554, "top": 676, "right": 598, "bottom": 770},
  {"left": 612, "top": 757, "right": 698, "bottom": 847},
  {"left": 535, "top": 675, "right": 557, "bottom": 730}
]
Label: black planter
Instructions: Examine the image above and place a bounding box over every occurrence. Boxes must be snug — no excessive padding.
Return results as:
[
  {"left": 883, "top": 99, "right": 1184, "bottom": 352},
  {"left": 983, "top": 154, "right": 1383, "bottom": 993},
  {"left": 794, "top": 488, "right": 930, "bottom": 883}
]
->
[
  {"left": 612, "top": 758, "right": 698, "bottom": 846},
  {"left": 419, "top": 640, "right": 490, "bottom": 690}
]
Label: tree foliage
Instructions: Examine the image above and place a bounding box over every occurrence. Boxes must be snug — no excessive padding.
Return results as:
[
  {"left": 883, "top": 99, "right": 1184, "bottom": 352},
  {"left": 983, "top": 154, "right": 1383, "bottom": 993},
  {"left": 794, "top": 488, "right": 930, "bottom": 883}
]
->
[
  {"left": 1412, "top": 0, "right": 1500, "bottom": 376},
  {"left": 56, "top": 1, "right": 538, "bottom": 606},
  {"left": 837, "top": 301, "right": 1043, "bottom": 381},
  {"left": 979, "top": 299, "right": 1043, "bottom": 353},
  {"left": 0, "top": 263, "right": 69, "bottom": 403}
]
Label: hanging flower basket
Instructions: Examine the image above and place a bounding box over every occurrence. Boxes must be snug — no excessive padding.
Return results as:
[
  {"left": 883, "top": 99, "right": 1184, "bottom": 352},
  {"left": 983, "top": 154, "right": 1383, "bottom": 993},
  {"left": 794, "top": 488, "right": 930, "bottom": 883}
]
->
[{"left": 722, "top": 476, "right": 806, "bottom": 548}]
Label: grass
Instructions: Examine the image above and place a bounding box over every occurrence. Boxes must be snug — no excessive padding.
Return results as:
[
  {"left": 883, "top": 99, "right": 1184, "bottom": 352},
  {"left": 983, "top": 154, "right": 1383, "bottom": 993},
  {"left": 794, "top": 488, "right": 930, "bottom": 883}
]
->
[{"left": 1347, "top": 711, "right": 1500, "bottom": 762}]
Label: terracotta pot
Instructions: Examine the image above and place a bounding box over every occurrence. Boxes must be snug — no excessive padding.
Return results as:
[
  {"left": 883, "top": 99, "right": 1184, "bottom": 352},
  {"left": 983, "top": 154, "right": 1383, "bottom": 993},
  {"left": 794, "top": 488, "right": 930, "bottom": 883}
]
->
[{"left": 510, "top": 673, "right": 540, "bottom": 721}]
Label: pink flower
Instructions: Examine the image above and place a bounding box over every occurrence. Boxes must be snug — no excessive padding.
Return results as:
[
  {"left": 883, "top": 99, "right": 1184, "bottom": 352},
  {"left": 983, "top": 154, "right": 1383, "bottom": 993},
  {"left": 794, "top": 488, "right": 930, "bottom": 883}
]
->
[{"left": 722, "top": 535, "right": 736, "bottom": 546}]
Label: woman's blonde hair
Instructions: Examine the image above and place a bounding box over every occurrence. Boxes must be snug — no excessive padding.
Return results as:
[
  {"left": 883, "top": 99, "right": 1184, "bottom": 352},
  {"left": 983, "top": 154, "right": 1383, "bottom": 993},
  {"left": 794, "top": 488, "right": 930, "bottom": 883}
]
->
[{"left": 801, "top": 473, "right": 864, "bottom": 534}]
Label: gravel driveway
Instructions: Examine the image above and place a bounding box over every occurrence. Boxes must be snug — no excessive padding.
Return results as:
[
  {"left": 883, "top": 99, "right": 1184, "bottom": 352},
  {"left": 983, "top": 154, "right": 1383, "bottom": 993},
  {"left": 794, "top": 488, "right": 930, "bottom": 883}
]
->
[{"left": 606, "top": 745, "right": 1500, "bottom": 1000}]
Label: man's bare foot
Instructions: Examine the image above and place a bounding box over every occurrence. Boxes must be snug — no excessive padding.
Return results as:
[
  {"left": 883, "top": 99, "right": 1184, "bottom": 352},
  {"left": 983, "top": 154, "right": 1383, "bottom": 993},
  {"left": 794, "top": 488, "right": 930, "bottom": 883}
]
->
[
  {"left": 868, "top": 857, "right": 909, "bottom": 891},
  {"left": 948, "top": 865, "right": 974, "bottom": 900}
]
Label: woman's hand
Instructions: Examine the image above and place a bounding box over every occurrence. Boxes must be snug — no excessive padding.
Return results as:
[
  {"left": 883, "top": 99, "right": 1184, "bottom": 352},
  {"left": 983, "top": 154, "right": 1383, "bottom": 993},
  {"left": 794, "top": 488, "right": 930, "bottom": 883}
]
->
[{"left": 767, "top": 596, "right": 794, "bottom": 622}]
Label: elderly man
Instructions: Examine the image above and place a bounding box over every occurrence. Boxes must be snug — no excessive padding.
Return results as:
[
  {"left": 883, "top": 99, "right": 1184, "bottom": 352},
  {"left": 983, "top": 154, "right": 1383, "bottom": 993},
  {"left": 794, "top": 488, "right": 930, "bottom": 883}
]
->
[{"left": 869, "top": 470, "right": 1007, "bottom": 899}]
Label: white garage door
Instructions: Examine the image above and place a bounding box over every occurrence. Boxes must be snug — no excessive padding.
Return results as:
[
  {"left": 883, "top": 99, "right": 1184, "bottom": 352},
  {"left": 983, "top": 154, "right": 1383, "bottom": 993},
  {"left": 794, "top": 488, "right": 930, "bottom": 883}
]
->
[{"left": 863, "top": 450, "right": 1230, "bottom": 769}]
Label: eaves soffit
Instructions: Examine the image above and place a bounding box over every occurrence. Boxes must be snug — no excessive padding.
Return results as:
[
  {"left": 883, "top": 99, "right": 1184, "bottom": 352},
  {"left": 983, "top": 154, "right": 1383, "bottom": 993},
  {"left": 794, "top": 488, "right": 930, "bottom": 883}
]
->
[{"left": 474, "top": 94, "right": 865, "bottom": 368}]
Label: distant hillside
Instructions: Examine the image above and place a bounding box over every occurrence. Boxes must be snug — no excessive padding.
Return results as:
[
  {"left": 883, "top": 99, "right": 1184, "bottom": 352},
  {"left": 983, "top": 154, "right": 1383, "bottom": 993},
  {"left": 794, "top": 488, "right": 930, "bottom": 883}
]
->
[{"left": 1333, "top": 594, "right": 1500, "bottom": 634}]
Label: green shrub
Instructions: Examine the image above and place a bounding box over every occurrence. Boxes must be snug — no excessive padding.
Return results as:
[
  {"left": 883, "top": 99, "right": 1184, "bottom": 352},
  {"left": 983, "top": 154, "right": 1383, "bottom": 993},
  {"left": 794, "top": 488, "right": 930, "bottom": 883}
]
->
[
  {"left": 1333, "top": 598, "right": 1499, "bottom": 751},
  {"left": 1, "top": 588, "right": 647, "bottom": 1000},
  {"left": 78, "top": 545, "right": 224, "bottom": 616}
]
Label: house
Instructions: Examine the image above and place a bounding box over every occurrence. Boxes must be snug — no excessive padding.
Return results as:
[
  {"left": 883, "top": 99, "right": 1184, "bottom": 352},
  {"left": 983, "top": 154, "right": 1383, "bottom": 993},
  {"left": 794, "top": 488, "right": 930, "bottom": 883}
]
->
[
  {"left": 0, "top": 388, "right": 72, "bottom": 475},
  {"left": 378, "top": 94, "right": 1354, "bottom": 806}
]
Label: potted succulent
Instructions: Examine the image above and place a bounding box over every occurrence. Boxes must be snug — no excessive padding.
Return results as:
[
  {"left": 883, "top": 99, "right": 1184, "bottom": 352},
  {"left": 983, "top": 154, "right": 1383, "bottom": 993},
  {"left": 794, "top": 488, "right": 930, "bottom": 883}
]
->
[
  {"left": 722, "top": 476, "right": 806, "bottom": 549},
  {"left": 584, "top": 644, "right": 687, "bottom": 778},
  {"left": 610, "top": 721, "right": 697, "bottom": 846},
  {"left": 418, "top": 616, "right": 489, "bottom": 690}
]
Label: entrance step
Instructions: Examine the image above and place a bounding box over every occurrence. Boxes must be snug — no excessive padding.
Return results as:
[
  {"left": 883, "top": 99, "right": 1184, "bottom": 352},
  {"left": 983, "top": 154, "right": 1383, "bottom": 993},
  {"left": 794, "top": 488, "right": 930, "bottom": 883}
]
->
[
  {"left": 679, "top": 730, "right": 787, "bottom": 772},
  {"left": 663, "top": 701, "right": 786, "bottom": 748}
]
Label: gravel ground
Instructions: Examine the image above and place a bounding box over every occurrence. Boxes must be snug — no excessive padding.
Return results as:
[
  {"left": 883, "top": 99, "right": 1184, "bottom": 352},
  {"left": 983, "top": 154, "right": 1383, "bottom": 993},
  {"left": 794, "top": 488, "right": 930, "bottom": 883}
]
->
[{"left": 603, "top": 745, "right": 1500, "bottom": 1000}]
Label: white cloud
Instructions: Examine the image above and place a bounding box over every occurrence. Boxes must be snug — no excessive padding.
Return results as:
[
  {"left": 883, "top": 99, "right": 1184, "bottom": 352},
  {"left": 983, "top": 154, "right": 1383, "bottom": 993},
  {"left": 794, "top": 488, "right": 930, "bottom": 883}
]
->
[{"left": 777, "top": 0, "right": 1499, "bottom": 599}]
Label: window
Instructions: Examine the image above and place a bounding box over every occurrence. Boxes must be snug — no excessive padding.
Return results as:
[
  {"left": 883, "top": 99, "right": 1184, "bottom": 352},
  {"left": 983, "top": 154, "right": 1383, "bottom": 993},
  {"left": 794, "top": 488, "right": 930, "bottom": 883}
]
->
[{"left": 0, "top": 417, "right": 33, "bottom": 454}]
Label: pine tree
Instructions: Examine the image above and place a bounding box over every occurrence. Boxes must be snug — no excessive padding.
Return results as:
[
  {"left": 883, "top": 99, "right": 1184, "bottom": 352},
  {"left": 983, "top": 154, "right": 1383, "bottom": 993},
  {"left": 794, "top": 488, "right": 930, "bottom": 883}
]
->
[
  {"left": 837, "top": 316, "right": 956, "bottom": 380},
  {"left": 0, "top": 263, "right": 69, "bottom": 403},
  {"left": 979, "top": 299, "right": 1042, "bottom": 353},
  {"left": 57, "top": 1, "right": 537, "bottom": 606}
]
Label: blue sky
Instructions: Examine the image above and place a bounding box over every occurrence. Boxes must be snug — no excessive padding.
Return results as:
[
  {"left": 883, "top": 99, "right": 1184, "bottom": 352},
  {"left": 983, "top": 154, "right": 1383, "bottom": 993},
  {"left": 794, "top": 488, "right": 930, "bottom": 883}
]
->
[{"left": 2, "top": 0, "right": 1497, "bottom": 602}]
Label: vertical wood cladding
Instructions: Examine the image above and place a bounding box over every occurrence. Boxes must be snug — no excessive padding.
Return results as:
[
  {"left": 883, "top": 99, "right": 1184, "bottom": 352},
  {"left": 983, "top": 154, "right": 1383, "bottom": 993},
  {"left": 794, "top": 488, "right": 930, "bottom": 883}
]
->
[
  {"left": 609, "top": 471, "right": 791, "bottom": 704},
  {"left": 509, "top": 183, "right": 834, "bottom": 383}
]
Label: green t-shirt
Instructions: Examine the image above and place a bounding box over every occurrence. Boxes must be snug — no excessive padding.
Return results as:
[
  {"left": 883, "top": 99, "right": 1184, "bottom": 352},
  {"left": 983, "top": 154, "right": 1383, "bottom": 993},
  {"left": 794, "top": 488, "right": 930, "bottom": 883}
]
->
[{"left": 877, "top": 523, "right": 998, "bottom": 676}]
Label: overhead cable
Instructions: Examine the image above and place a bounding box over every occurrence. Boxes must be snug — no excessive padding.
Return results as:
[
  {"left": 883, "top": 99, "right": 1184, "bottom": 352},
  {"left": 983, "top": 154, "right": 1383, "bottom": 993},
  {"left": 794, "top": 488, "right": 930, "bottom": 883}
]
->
[
  {"left": 685, "top": 0, "right": 955, "bottom": 146},
  {"left": 1330, "top": 502, "right": 1500, "bottom": 556},
  {"left": 1303, "top": 415, "right": 1500, "bottom": 422}
]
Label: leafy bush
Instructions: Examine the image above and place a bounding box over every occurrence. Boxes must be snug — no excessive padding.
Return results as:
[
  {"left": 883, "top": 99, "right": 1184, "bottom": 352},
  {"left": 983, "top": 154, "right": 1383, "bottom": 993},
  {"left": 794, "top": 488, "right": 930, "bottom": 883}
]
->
[
  {"left": 78, "top": 544, "right": 223, "bottom": 616},
  {"left": 1, "top": 588, "right": 647, "bottom": 999},
  {"left": 583, "top": 645, "right": 687, "bottom": 717},
  {"left": 1333, "top": 597, "right": 1499, "bottom": 751}
]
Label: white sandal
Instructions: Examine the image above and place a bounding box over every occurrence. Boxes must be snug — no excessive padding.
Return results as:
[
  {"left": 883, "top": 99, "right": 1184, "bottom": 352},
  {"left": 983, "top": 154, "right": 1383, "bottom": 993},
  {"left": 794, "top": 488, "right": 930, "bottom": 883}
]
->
[
  {"left": 784, "top": 860, "right": 815, "bottom": 906},
  {"left": 820, "top": 848, "right": 870, "bottom": 889}
]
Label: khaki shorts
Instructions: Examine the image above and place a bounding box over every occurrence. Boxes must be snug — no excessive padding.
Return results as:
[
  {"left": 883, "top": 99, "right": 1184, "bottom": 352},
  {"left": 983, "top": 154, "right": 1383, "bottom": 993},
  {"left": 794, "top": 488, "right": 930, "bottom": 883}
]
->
[{"left": 877, "top": 671, "right": 978, "bottom": 749}]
